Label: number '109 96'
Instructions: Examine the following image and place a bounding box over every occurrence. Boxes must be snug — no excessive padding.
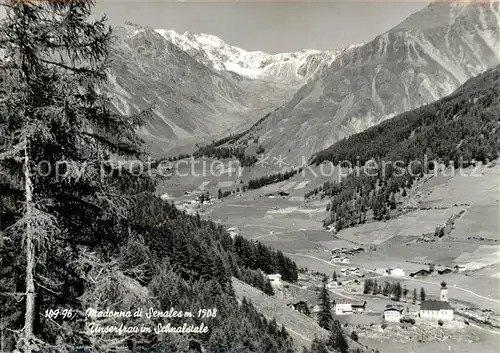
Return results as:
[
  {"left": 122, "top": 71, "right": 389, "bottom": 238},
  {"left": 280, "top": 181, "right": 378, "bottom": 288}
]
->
[{"left": 197, "top": 309, "right": 217, "bottom": 318}]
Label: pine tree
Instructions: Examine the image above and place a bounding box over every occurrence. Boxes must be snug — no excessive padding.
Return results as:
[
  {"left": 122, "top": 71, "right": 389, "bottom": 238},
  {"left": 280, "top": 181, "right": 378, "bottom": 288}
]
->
[
  {"left": 382, "top": 282, "right": 390, "bottom": 296},
  {"left": 413, "top": 288, "right": 418, "bottom": 304},
  {"left": 317, "top": 275, "right": 333, "bottom": 330},
  {"left": 310, "top": 337, "right": 329, "bottom": 353},
  {"left": 328, "top": 319, "right": 348, "bottom": 353},
  {"left": 403, "top": 285, "right": 409, "bottom": 298},
  {"left": 394, "top": 282, "right": 402, "bottom": 301},
  {"left": 363, "top": 279, "right": 372, "bottom": 294},
  {"left": 0, "top": 1, "right": 153, "bottom": 350},
  {"left": 420, "top": 287, "right": 426, "bottom": 302}
]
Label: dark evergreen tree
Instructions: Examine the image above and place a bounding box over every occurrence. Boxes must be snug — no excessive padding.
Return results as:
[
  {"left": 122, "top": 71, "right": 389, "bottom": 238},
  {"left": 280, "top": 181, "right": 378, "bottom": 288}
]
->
[
  {"left": 420, "top": 287, "right": 426, "bottom": 302},
  {"left": 328, "top": 319, "right": 348, "bottom": 353},
  {"left": 310, "top": 337, "right": 329, "bottom": 353},
  {"left": 394, "top": 282, "right": 402, "bottom": 301},
  {"left": 317, "top": 275, "right": 333, "bottom": 330}
]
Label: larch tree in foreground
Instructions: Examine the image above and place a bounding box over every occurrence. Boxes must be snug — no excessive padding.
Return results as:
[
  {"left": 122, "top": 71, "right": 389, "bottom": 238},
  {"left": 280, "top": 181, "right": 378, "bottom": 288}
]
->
[{"left": 0, "top": 0, "right": 153, "bottom": 351}]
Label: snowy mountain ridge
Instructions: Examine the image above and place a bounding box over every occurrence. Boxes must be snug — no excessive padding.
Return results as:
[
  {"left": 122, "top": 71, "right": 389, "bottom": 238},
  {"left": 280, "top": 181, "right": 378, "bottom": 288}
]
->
[
  {"left": 228, "top": 0, "right": 500, "bottom": 166},
  {"left": 155, "top": 28, "right": 360, "bottom": 85},
  {"left": 103, "top": 22, "right": 300, "bottom": 156}
]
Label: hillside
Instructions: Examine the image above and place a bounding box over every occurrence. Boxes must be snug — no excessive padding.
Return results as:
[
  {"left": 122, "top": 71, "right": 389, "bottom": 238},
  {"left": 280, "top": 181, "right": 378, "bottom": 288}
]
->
[
  {"left": 231, "top": 0, "right": 500, "bottom": 165},
  {"left": 232, "top": 277, "right": 330, "bottom": 349},
  {"left": 308, "top": 64, "right": 500, "bottom": 231},
  {"left": 107, "top": 23, "right": 297, "bottom": 157}
]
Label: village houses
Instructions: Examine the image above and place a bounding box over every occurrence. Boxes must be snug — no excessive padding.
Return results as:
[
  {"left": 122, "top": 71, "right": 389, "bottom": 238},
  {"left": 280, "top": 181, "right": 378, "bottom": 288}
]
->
[
  {"left": 286, "top": 300, "right": 310, "bottom": 315},
  {"left": 326, "top": 280, "right": 341, "bottom": 289},
  {"left": 339, "top": 267, "right": 362, "bottom": 276},
  {"left": 376, "top": 268, "right": 387, "bottom": 275},
  {"left": 332, "top": 300, "right": 366, "bottom": 316},
  {"left": 350, "top": 268, "right": 361, "bottom": 276},
  {"left": 352, "top": 301, "right": 367, "bottom": 313},
  {"left": 388, "top": 267, "right": 405, "bottom": 277},
  {"left": 333, "top": 301, "right": 353, "bottom": 315},
  {"left": 331, "top": 255, "right": 342, "bottom": 263},
  {"left": 384, "top": 307, "right": 403, "bottom": 322}
]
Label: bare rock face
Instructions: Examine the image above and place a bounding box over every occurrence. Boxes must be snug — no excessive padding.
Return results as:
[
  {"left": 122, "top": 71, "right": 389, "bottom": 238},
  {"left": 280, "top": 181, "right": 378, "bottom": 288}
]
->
[
  {"left": 238, "top": 0, "right": 500, "bottom": 166},
  {"left": 106, "top": 24, "right": 342, "bottom": 156}
]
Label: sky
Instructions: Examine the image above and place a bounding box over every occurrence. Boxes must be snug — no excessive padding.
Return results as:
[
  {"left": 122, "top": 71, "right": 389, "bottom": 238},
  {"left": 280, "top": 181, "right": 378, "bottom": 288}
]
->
[{"left": 92, "top": 1, "right": 429, "bottom": 53}]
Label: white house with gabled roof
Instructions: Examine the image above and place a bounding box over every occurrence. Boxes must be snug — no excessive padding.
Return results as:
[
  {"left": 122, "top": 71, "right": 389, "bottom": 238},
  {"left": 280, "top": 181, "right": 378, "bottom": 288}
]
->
[{"left": 266, "top": 274, "right": 282, "bottom": 286}]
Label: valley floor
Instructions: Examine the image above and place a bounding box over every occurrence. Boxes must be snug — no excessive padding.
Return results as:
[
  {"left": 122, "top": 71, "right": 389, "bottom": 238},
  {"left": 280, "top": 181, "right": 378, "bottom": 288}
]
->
[{"left": 158, "top": 160, "right": 500, "bottom": 352}]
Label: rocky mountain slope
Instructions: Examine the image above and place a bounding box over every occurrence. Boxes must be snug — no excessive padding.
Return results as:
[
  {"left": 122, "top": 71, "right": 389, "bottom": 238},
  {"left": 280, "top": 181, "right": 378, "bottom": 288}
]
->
[
  {"left": 234, "top": 0, "right": 500, "bottom": 166},
  {"left": 156, "top": 29, "right": 356, "bottom": 85},
  {"left": 107, "top": 23, "right": 297, "bottom": 156}
]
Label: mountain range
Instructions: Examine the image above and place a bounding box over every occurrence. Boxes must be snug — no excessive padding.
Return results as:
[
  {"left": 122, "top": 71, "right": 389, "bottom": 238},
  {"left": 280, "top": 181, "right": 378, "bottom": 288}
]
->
[
  {"left": 155, "top": 29, "right": 357, "bottom": 85},
  {"left": 107, "top": 23, "right": 347, "bottom": 156},
  {"left": 231, "top": 0, "right": 500, "bottom": 166},
  {"left": 107, "top": 0, "right": 500, "bottom": 160}
]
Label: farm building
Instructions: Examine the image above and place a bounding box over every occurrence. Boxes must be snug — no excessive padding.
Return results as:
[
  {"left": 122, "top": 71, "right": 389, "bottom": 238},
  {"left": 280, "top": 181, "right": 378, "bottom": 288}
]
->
[
  {"left": 388, "top": 267, "right": 405, "bottom": 277},
  {"left": 376, "top": 268, "right": 387, "bottom": 275},
  {"left": 340, "top": 268, "right": 347, "bottom": 275},
  {"left": 419, "top": 281, "right": 454, "bottom": 321},
  {"left": 327, "top": 280, "right": 340, "bottom": 289},
  {"left": 333, "top": 301, "right": 353, "bottom": 315},
  {"left": 437, "top": 268, "right": 453, "bottom": 275},
  {"left": 341, "top": 257, "right": 350, "bottom": 264},
  {"left": 349, "top": 268, "right": 361, "bottom": 276},
  {"left": 410, "top": 269, "right": 432, "bottom": 278},
  {"left": 226, "top": 227, "right": 239, "bottom": 239},
  {"left": 384, "top": 307, "right": 403, "bottom": 322},
  {"left": 266, "top": 274, "right": 282, "bottom": 286},
  {"left": 352, "top": 301, "right": 367, "bottom": 313},
  {"left": 454, "top": 265, "right": 466, "bottom": 272},
  {"left": 287, "top": 301, "right": 310, "bottom": 315},
  {"left": 331, "top": 256, "right": 342, "bottom": 263}
]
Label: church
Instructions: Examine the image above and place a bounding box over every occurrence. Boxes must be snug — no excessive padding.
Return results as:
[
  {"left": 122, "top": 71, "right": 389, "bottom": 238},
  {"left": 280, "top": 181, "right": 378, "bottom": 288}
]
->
[{"left": 419, "top": 281, "right": 454, "bottom": 321}]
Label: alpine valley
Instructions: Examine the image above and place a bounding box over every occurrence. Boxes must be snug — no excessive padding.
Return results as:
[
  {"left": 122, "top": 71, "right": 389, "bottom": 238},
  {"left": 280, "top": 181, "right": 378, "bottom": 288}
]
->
[
  {"left": 2, "top": 1, "right": 500, "bottom": 353},
  {"left": 107, "top": 23, "right": 353, "bottom": 156},
  {"left": 191, "top": 0, "right": 499, "bottom": 165}
]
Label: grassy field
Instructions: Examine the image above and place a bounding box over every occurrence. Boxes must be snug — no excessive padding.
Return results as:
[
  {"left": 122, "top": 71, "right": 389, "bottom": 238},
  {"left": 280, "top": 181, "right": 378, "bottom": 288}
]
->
[
  {"left": 333, "top": 206, "right": 468, "bottom": 245},
  {"left": 360, "top": 325, "right": 500, "bottom": 353}
]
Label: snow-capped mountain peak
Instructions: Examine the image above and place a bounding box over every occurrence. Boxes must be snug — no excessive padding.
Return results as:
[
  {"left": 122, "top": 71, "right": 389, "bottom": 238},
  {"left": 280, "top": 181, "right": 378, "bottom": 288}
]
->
[{"left": 155, "top": 28, "right": 356, "bottom": 84}]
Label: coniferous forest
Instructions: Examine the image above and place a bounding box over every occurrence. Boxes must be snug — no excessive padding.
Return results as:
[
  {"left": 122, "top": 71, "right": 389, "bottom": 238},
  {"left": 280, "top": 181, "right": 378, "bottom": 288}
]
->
[
  {"left": 0, "top": 2, "right": 299, "bottom": 352},
  {"left": 307, "top": 66, "right": 500, "bottom": 231}
]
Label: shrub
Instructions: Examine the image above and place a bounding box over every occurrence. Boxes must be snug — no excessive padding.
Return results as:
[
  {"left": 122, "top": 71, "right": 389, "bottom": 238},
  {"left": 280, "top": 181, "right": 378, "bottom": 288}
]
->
[
  {"left": 350, "top": 331, "right": 359, "bottom": 342},
  {"left": 438, "top": 319, "right": 444, "bottom": 326}
]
